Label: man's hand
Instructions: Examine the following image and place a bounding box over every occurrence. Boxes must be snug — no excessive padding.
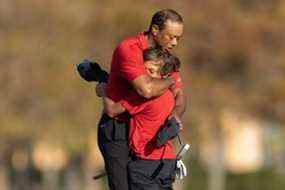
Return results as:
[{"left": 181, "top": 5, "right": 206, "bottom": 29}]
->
[{"left": 95, "top": 83, "right": 107, "bottom": 97}]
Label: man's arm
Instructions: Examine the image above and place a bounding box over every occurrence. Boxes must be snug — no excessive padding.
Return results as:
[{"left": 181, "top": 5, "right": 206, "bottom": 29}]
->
[
  {"left": 131, "top": 75, "right": 175, "bottom": 99},
  {"left": 117, "top": 45, "right": 175, "bottom": 99}
]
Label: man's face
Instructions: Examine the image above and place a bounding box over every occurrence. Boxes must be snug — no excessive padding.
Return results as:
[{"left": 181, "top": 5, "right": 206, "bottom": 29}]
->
[
  {"left": 154, "top": 20, "right": 184, "bottom": 51},
  {"left": 144, "top": 59, "right": 164, "bottom": 78}
]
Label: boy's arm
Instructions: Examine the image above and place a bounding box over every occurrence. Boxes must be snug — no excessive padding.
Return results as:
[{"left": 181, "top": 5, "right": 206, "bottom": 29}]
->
[
  {"left": 96, "top": 83, "right": 126, "bottom": 117},
  {"left": 103, "top": 97, "right": 126, "bottom": 117},
  {"left": 95, "top": 82, "right": 146, "bottom": 117},
  {"left": 170, "top": 88, "right": 187, "bottom": 121},
  {"left": 168, "top": 72, "right": 187, "bottom": 123}
]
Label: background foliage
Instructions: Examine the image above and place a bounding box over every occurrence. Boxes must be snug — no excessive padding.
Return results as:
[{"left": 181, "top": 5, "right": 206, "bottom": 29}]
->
[{"left": 0, "top": 0, "right": 284, "bottom": 190}]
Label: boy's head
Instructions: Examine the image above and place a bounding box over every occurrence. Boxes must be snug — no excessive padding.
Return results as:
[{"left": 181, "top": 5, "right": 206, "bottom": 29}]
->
[
  {"left": 160, "top": 52, "right": 181, "bottom": 76},
  {"left": 143, "top": 48, "right": 165, "bottom": 78},
  {"left": 143, "top": 48, "right": 181, "bottom": 78}
]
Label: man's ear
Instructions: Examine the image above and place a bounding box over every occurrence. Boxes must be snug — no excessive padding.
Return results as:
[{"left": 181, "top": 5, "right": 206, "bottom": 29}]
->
[{"left": 151, "top": 24, "right": 159, "bottom": 36}]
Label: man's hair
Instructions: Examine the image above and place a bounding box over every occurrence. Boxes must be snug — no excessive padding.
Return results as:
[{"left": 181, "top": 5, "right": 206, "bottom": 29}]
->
[
  {"left": 148, "top": 9, "right": 183, "bottom": 32},
  {"left": 161, "top": 53, "right": 181, "bottom": 75},
  {"left": 143, "top": 47, "right": 165, "bottom": 61}
]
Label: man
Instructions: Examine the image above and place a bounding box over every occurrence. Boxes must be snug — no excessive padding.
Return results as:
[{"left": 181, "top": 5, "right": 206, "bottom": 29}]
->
[{"left": 96, "top": 9, "right": 186, "bottom": 190}]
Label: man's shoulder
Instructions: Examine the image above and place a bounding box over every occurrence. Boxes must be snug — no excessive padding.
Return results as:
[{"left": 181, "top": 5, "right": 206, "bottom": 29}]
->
[{"left": 116, "top": 33, "right": 146, "bottom": 52}]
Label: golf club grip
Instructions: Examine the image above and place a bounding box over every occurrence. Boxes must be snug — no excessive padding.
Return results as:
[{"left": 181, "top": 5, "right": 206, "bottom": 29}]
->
[{"left": 177, "top": 144, "right": 190, "bottom": 160}]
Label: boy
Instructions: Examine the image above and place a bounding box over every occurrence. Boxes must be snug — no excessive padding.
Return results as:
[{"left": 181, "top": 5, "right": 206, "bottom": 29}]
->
[{"left": 97, "top": 47, "right": 182, "bottom": 190}]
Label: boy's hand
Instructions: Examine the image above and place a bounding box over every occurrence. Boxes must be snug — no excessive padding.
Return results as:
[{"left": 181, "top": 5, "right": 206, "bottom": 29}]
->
[
  {"left": 156, "top": 117, "right": 182, "bottom": 147},
  {"left": 168, "top": 112, "right": 183, "bottom": 129}
]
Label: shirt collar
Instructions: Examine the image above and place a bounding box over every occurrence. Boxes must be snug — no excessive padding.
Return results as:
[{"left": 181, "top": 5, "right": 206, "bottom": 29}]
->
[{"left": 138, "top": 32, "right": 149, "bottom": 50}]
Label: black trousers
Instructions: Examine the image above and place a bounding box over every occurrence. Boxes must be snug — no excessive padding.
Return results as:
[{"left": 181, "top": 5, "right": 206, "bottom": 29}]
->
[
  {"left": 128, "top": 158, "right": 176, "bottom": 190},
  {"left": 97, "top": 114, "right": 130, "bottom": 190}
]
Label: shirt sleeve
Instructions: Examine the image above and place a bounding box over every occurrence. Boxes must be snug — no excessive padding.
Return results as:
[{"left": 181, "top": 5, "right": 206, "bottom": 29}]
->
[
  {"left": 171, "top": 71, "right": 183, "bottom": 89},
  {"left": 117, "top": 44, "right": 148, "bottom": 82},
  {"left": 119, "top": 91, "right": 147, "bottom": 115}
]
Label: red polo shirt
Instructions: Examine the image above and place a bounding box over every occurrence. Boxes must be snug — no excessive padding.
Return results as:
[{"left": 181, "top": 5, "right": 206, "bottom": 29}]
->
[
  {"left": 106, "top": 33, "right": 184, "bottom": 159},
  {"left": 120, "top": 89, "right": 177, "bottom": 160},
  {"left": 106, "top": 33, "right": 148, "bottom": 121},
  {"left": 107, "top": 33, "right": 148, "bottom": 101},
  {"left": 106, "top": 32, "right": 183, "bottom": 114}
]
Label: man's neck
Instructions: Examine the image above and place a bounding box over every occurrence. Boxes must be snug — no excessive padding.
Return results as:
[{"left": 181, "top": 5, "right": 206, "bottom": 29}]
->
[
  {"left": 145, "top": 32, "right": 170, "bottom": 53},
  {"left": 146, "top": 32, "right": 156, "bottom": 48}
]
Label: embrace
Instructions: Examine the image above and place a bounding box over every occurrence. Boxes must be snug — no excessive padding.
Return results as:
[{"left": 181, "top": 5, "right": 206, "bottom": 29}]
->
[{"left": 77, "top": 9, "right": 188, "bottom": 190}]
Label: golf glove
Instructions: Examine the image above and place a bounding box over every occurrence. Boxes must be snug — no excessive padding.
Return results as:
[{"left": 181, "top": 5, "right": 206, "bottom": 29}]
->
[{"left": 176, "top": 159, "right": 187, "bottom": 180}]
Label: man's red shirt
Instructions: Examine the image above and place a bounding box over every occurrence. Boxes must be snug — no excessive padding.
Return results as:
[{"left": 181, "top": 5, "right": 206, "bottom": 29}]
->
[
  {"left": 107, "top": 33, "right": 148, "bottom": 101},
  {"left": 106, "top": 33, "right": 148, "bottom": 121}
]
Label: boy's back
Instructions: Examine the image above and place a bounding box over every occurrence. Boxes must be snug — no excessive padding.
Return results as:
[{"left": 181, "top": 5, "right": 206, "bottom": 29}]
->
[{"left": 121, "top": 89, "right": 176, "bottom": 160}]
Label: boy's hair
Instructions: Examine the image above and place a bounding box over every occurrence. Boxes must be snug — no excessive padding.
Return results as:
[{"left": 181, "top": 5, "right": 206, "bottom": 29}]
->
[
  {"left": 143, "top": 47, "right": 181, "bottom": 75},
  {"left": 143, "top": 47, "right": 165, "bottom": 61},
  {"left": 161, "top": 53, "right": 181, "bottom": 75}
]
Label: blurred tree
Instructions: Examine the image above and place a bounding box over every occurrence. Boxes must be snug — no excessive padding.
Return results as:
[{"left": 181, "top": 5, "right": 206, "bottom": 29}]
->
[{"left": 1, "top": 0, "right": 285, "bottom": 189}]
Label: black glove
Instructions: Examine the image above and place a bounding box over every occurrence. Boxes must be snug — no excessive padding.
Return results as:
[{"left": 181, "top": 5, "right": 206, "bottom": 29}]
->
[
  {"left": 76, "top": 59, "right": 109, "bottom": 83},
  {"left": 156, "top": 117, "right": 182, "bottom": 148}
]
